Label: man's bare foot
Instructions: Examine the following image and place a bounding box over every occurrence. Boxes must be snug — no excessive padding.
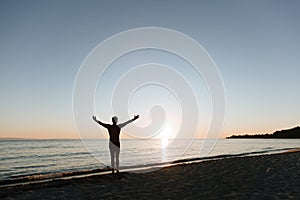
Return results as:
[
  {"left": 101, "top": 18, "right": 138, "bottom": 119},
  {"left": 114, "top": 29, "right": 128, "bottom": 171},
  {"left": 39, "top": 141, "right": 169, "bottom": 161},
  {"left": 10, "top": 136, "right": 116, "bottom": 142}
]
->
[{"left": 116, "top": 170, "right": 119, "bottom": 174}]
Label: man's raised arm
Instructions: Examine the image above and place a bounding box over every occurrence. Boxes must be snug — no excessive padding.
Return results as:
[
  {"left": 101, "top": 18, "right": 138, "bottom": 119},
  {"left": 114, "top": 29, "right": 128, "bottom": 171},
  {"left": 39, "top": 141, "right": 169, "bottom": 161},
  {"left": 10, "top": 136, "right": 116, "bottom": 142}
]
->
[
  {"left": 118, "top": 114, "right": 139, "bottom": 128},
  {"left": 92, "top": 115, "right": 109, "bottom": 128}
]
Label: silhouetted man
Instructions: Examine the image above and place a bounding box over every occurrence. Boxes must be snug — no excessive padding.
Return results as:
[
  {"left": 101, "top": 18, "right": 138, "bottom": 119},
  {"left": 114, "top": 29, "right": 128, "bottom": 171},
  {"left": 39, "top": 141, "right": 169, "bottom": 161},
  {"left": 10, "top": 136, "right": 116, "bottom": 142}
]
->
[{"left": 92, "top": 114, "right": 139, "bottom": 173}]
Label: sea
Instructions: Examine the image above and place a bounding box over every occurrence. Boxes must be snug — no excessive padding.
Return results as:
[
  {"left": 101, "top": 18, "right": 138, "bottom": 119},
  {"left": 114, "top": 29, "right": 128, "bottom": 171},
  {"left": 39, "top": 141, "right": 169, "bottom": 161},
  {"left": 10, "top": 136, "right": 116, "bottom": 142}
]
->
[{"left": 1, "top": 139, "right": 299, "bottom": 186}]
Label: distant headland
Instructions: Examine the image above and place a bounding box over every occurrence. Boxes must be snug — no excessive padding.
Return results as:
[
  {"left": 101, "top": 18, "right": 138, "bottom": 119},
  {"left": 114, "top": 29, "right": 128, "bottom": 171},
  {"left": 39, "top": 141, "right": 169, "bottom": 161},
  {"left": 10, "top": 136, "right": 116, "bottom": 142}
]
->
[{"left": 227, "top": 126, "right": 300, "bottom": 139}]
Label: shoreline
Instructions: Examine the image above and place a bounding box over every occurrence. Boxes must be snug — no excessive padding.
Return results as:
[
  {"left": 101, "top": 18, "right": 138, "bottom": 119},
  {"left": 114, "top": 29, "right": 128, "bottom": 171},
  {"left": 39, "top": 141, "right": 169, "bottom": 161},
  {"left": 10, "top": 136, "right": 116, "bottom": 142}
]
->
[
  {"left": 1, "top": 147, "right": 298, "bottom": 188},
  {"left": 1, "top": 150, "right": 300, "bottom": 199}
]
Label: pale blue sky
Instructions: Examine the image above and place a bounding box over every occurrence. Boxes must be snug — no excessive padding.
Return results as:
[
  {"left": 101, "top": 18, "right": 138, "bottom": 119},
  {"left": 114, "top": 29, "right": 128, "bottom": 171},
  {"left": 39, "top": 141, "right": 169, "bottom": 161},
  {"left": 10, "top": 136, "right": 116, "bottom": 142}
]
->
[{"left": 1, "top": 0, "right": 300, "bottom": 138}]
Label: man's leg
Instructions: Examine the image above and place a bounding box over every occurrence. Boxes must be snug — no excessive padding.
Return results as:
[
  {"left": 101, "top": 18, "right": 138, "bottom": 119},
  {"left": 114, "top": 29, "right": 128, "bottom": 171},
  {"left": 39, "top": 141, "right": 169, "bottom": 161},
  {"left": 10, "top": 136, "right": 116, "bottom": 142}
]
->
[
  {"left": 109, "top": 142, "right": 115, "bottom": 173},
  {"left": 116, "top": 147, "right": 120, "bottom": 173}
]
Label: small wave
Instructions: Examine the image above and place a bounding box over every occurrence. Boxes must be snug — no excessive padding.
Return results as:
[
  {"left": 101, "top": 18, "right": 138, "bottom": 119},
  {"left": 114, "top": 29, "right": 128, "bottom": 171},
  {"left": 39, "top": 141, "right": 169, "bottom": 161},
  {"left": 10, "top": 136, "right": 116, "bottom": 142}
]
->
[
  {"left": 12, "top": 163, "right": 57, "bottom": 170},
  {"left": 172, "top": 147, "right": 298, "bottom": 164},
  {"left": 0, "top": 151, "right": 91, "bottom": 161},
  {"left": 0, "top": 167, "right": 111, "bottom": 187},
  {"left": 262, "top": 147, "right": 274, "bottom": 150}
]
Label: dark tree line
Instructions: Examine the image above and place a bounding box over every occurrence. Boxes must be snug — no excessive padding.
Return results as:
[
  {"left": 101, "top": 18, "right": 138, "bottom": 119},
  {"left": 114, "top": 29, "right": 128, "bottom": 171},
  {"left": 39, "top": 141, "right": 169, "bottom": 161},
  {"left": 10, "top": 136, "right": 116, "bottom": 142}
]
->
[{"left": 227, "top": 126, "right": 300, "bottom": 139}]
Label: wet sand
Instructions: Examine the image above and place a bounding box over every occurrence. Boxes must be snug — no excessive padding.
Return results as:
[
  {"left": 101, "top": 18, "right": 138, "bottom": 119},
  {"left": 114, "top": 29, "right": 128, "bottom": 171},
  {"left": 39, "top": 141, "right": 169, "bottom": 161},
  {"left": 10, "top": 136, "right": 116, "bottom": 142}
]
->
[{"left": 1, "top": 151, "right": 300, "bottom": 199}]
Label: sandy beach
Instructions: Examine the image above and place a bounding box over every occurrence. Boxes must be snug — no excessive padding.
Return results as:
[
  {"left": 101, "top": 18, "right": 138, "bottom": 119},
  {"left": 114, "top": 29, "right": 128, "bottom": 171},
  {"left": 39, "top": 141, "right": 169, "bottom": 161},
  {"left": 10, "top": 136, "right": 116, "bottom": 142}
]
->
[{"left": 1, "top": 151, "right": 300, "bottom": 199}]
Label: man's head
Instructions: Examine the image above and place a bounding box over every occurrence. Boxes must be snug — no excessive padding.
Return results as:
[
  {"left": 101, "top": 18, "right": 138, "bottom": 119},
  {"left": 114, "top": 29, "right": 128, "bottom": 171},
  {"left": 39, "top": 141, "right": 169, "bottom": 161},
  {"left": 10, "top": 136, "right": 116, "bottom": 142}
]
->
[{"left": 112, "top": 116, "right": 118, "bottom": 124}]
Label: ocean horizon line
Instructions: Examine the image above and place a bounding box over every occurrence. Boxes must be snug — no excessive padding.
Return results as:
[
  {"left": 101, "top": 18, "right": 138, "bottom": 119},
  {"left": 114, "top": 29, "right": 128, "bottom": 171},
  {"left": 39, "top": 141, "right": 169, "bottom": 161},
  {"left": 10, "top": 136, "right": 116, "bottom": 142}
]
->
[{"left": 0, "top": 137, "right": 225, "bottom": 141}]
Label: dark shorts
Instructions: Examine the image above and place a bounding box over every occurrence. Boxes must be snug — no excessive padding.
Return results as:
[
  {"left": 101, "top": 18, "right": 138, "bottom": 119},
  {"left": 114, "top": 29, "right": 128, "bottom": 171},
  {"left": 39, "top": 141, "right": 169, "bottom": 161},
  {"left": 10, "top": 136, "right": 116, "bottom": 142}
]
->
[{"left": 109, "top": 141, "right": 120, "bottom": 150}]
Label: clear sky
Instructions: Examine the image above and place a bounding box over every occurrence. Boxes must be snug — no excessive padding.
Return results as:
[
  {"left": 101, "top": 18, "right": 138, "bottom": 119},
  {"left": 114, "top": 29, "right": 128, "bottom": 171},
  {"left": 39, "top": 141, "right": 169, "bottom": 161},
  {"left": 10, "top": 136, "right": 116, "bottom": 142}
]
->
[{"left": 1, "top": 0, "right": 300, "bottom": 139}]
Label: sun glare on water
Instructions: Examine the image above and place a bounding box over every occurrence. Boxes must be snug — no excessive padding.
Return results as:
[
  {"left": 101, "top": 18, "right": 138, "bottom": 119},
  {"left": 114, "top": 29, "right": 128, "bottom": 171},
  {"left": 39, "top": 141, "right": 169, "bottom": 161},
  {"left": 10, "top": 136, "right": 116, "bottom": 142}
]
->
[
  {"left": 161, "top": 124, "right": 173, "bottom": 149},
  {"left": 161, "top": 137, "right": 169, "bottom": 148}
]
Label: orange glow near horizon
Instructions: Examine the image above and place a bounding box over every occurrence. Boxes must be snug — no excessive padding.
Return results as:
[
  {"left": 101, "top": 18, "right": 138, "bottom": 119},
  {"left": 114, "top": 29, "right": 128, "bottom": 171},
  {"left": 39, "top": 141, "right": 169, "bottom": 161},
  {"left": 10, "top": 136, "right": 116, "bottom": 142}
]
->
[{"left": 1, "top": 122, "right": 299, "bottom": 140}]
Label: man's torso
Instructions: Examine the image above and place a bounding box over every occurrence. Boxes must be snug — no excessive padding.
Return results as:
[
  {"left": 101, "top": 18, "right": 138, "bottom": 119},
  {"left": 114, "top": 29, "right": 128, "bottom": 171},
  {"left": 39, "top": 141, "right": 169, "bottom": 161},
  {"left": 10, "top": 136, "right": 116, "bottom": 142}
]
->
[{"left": 107, "top": 124, "right": 121, "bottom": 145}]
